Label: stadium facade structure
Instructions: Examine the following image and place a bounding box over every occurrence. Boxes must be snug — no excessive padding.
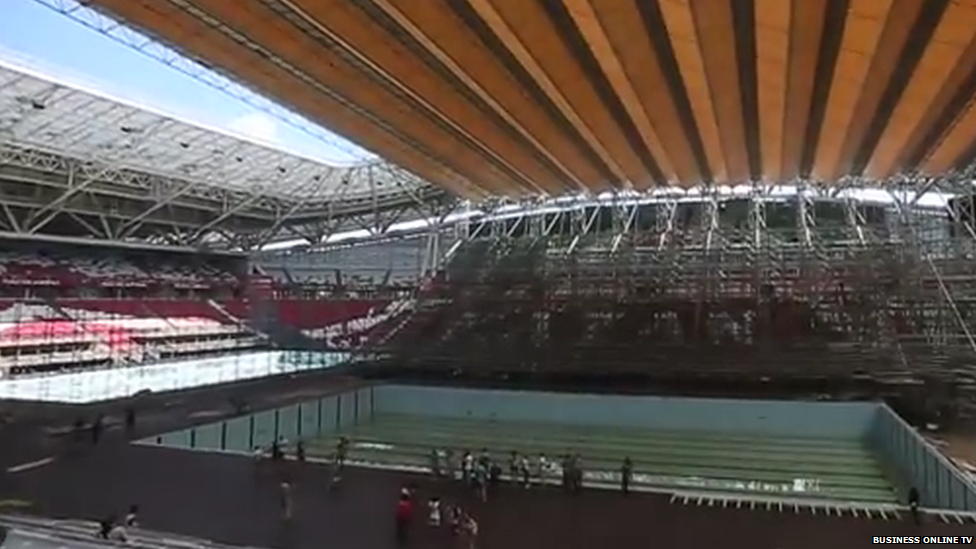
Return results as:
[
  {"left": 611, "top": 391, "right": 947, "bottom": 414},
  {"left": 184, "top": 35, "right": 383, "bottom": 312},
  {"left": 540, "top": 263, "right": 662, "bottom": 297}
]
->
[
  {"left": 362, "top": 177, "right": 976, "bottom": 422},
  {"left": 0, "top": 54, "right": 448, "bottom": 252}
]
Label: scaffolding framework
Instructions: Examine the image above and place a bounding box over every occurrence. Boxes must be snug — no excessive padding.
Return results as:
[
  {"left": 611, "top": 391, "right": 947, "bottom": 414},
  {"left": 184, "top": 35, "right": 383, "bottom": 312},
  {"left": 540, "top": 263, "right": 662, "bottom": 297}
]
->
[{"left": 373, "top": 179, "right": 976, "bottom": 409}]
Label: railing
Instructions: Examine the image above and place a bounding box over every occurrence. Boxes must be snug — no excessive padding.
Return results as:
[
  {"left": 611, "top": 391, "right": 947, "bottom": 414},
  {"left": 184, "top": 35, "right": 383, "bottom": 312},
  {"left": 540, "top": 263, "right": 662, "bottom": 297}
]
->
[{"left": 668, "top": 489, "right": 976, "bottom": 524}]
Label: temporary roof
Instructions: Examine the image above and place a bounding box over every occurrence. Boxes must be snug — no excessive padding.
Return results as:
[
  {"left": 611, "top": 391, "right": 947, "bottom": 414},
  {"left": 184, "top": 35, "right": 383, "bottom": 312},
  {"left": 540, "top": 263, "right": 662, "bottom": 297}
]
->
[{"left": 77, "top": 0, "right": 976, "bottom": 199}]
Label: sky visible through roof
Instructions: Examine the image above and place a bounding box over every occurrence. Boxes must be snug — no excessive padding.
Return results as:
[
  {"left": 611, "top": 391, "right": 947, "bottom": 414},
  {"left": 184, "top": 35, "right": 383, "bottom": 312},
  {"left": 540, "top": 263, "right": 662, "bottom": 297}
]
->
[{"left": 0, "top": 0, "right": 371, "bottom": 166}]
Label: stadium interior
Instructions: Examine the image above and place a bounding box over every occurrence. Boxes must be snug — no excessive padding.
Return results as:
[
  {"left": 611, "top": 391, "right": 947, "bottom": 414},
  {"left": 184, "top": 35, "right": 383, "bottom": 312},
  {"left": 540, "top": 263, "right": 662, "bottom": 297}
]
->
[{"left": 2, "top": 0, "right": 976, "bottom": 547}]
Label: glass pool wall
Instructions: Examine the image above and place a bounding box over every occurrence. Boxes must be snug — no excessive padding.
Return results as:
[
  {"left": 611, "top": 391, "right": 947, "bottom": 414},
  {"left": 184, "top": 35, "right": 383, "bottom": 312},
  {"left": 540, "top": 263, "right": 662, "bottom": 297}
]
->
[
  {"left": 141, "top": 385, "right": 372, "bottom": 452},
  {"left": 868, "top": 403, "right": 976, "bottom": 510}
]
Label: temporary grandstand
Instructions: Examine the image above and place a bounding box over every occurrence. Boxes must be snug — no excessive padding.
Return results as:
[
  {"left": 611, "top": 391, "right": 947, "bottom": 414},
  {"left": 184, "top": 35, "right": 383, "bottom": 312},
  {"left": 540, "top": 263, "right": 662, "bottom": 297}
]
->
[
  {"left": 366, "top": 187, "right": 976, "bottom": 416},
  {"left": 3, "top": 0, "right": 976, "bottom": 548}
]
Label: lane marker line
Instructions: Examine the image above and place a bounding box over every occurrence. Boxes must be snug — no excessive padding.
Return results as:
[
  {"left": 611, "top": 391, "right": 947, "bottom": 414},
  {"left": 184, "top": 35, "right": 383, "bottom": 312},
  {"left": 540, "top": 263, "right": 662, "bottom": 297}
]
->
[{"left": 6, "top": 457, "right": 56, "bottom": 474}]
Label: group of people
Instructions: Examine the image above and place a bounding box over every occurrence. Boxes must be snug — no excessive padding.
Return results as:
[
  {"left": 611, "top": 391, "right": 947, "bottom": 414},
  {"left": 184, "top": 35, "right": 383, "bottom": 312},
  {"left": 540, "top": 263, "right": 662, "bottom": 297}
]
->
[
  {"left": 396, "top": 487, "right": 478, "bottom": 548},
  {"left": 428, "top": 448, "right": 613, "bottom": 498}
]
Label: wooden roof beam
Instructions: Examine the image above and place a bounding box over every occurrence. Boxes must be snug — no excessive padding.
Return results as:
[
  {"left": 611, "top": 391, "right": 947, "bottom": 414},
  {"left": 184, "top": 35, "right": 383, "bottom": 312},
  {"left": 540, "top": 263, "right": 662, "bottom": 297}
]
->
[
  {"left": 921, "top": 97, "right": 976, "bottom": 174},
  {"left": 830, "top": 0, "right": 928, "bottom": 179},
  {"left": 754, "top": 0, "right": 791, "bottom": 181},
  {"left": 872, "top": 0, "right": 976, "bottom": 176},
  {"left": 688, "top": 0, "right": 751, "bottom": 182},
  {"left": 563, "top": 0, "right": 678, "bottom": 184},
  {"left": 463, "top": 0, "right": 637, "bottom": 191},
  {"left": 366, "top": 0, "right": 591, "bottom": 194},
  {"left": 812, "top": 0, "right": 894, "bottom": 180},
  {"left": 657, "top": 0, "right": 727, "bottom": 182}
]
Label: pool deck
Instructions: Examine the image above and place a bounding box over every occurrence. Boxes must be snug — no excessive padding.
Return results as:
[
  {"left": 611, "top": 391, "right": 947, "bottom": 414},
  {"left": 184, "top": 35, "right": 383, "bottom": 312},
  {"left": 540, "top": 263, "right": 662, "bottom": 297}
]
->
[{"left": 0, "top": 376, "right": 972, "bottom": 549}]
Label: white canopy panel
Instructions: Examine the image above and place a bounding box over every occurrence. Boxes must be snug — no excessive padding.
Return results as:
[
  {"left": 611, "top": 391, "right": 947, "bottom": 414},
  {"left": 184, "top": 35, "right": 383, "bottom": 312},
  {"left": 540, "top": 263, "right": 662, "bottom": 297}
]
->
[{"left": 0, "top": 56, "right": 427, "bottom": 201}]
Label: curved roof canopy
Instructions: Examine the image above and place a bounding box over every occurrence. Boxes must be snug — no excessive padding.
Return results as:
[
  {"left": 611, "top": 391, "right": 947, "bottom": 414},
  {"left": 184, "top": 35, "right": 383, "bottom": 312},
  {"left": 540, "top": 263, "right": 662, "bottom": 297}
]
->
[{"left": 83, "top": 0, "right": 976, "bottom": 199}]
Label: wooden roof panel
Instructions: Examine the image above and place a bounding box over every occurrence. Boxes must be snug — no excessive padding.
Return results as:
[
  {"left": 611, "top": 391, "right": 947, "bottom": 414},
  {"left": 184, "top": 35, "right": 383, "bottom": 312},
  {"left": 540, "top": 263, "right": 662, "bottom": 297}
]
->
[
  {"left": 812, "top": 7, "right": 887, "bottom": 181},
  {"left": 781, "top": 0, "right": 828, "bottom": 180},
  {"left": 386, "top": 0, "right": 603, "bottom": 190},
  {"left": 589, "top": 0, "right": 703, "bottom": 184},
  {"left": 465, "top": 0, "right": 630, "bottom": 190},
  {"left": 867, "top": 6, "right": 975, "bottom": 178},
  {"left": 658, "top": 0, "right": 728, "bottom": 181},
  {"left": 565, "top": 0, "right": 677, "bottom": 183},
  {"left": 754, "top": 0, "right": 790, "bottom": 180},
  {"left": 79, "top": 0, "right": 976, "bottom": 196},
  {"left": 689, "top": 0, "right": 750, "bottom": 181},
  {"left": 488, "top": 0, "right": 653, "bottom": 188}
]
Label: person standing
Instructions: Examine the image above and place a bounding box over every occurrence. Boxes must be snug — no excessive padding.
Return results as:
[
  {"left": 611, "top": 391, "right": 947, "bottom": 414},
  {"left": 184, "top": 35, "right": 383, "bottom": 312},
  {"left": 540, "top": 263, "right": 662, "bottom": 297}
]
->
[
  {"left": 518, "top": 454, "right": 530, "bottom": 488},
  {"left": 462, "top": 450, "right": 473, "bottom": 485},
  {"left": 395, "top": 488, "right": 414, "bottom": 545},
  {"left": 621, "top": 457, "right": 633, "bottom": 495},
  {"left": 535, "top": 453, "right": 549, "bottom": 486},
  {"left": 463, "top": 512, "right": 479, "bottom": 549},
  {"left": 296, "top": 440, "right": 306, "bottom": 463},
  {"left": 124, "top": 408, "right": 136, "bottom": 437},
  {"left": 336, "top": 436, "right": 350, "bottom": 469},
  {"left": 91, "top": 415, "right": 104, "bottom": 446},
  {"left": 508, "top": 451, "right": 519, "bottom": 484},
  {"left": 907, "top": 486, "right": 920, "bottom": 524},
  {"left": 427, "top": 496, "right": 442, "bottom": 527},
  {"left": 475, "top": 461, "right": 489, "bottom": 502},
  {"left": 279, "top": 481, "right": 293, "bottom": 521},
  {"left": 445, "top": 448, "right": 456, "bottom": 481},
  {"left": 429, "top": 448, "right": 442, "bottom": 478}
]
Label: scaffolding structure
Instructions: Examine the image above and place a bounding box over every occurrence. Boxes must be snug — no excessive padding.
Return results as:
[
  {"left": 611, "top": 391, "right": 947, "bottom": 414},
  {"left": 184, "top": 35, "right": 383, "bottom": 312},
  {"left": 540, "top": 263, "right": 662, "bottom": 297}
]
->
[{"left": 373, "top": 178, "right": 976, "bottom": 410}]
